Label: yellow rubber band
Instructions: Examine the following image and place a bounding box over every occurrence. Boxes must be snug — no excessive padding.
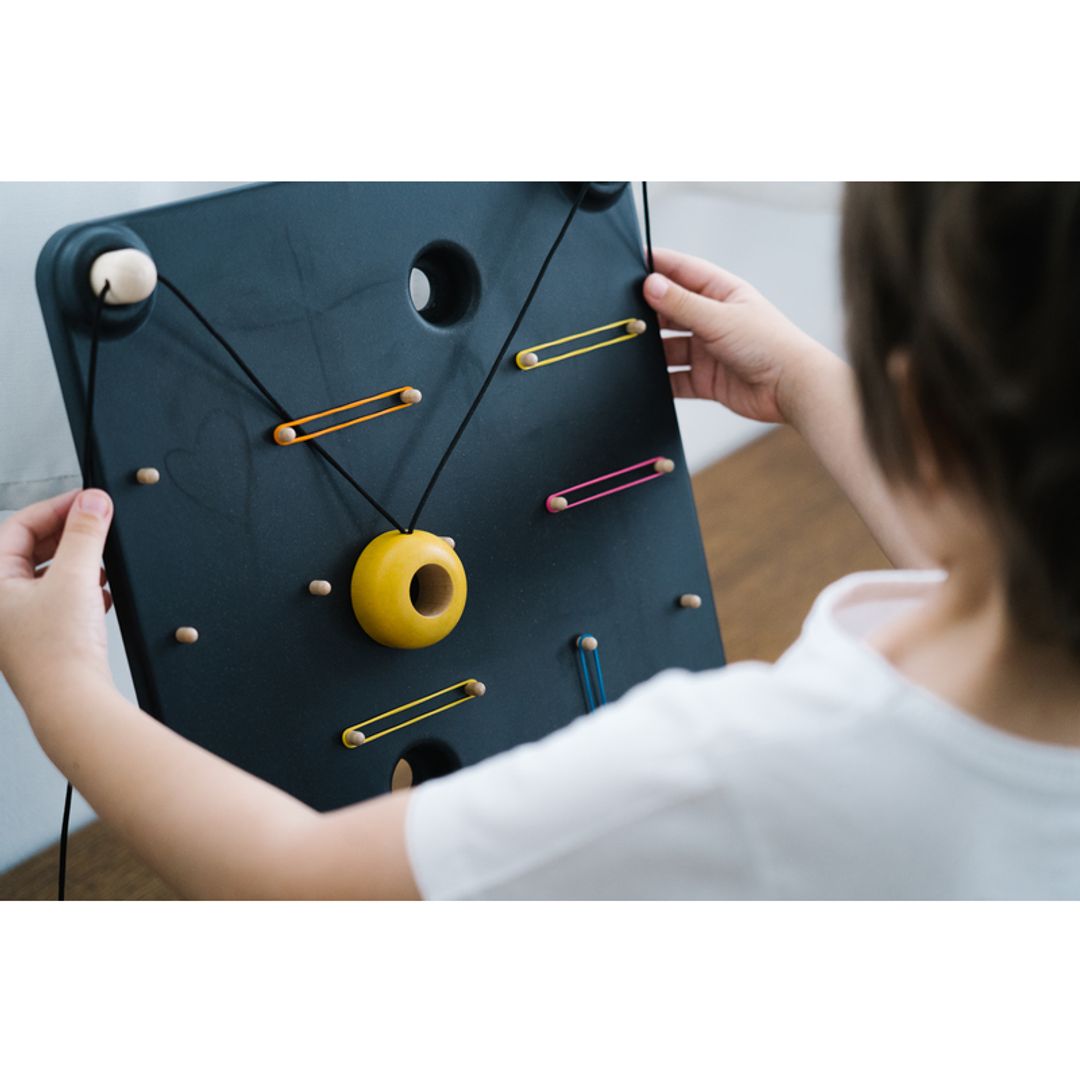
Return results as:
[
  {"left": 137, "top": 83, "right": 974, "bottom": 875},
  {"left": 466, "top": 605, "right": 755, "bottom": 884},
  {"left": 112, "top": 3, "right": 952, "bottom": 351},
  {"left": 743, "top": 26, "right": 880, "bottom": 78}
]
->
[
  {"left": 341, "top": 679, "right": 481, "bottom": 748},
  {"left": 515, "top": 318, "right": 644, "bottom": 371}
]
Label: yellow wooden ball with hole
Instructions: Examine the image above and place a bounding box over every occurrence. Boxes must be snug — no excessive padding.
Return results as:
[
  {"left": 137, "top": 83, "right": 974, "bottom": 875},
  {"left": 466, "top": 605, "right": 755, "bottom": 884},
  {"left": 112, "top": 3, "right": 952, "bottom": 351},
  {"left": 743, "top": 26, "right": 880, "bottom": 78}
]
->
[{"left": 350, "top": 530, "right": 467, "bottom": 649}]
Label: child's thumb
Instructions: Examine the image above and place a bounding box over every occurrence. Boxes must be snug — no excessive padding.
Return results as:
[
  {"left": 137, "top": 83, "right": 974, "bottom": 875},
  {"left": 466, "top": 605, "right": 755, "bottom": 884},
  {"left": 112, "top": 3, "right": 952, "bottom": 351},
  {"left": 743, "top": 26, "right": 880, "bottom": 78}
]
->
[
  {"left": 53, "top": 489, "right": 113, "bottom": 576},
  {"left": 644, "top": 273, "right": 724, "bottom": 339}
]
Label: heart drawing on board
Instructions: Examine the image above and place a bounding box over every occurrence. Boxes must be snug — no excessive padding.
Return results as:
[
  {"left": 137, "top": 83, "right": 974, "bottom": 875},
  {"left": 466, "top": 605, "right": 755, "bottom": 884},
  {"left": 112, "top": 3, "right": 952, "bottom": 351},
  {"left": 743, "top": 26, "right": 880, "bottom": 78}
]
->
[{"left": 165, "top": 409, "right": 255, "bottom": 521}]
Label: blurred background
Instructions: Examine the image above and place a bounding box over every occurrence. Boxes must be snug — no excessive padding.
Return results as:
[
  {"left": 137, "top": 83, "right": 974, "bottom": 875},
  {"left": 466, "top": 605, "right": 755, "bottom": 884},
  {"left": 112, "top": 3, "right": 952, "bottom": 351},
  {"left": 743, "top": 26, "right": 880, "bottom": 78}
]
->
[{"left": 0, "top": 181, "right": 844, "bottom": 873}]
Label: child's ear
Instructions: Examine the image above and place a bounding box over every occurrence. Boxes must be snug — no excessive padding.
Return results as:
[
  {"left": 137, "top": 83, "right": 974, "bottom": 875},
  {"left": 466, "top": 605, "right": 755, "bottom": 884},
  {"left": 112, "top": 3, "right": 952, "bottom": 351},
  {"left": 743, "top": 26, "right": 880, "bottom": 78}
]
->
[{"left": 886, "top": 348, "right": 944, "bottom": 495}]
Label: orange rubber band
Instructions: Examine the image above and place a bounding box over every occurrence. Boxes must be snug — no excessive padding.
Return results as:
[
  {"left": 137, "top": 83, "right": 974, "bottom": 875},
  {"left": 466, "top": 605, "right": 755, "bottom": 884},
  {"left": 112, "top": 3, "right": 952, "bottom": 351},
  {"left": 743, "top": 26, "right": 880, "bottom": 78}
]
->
[{"left": 273, "top": 386, "right": 420, "bottom": 446}]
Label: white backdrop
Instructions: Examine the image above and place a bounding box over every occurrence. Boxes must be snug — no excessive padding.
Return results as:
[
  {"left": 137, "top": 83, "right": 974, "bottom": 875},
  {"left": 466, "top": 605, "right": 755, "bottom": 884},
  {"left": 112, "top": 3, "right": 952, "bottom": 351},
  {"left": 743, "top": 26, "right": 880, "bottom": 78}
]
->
[{"left": 0, "top": 182, "right": 844, "bottom": 872}]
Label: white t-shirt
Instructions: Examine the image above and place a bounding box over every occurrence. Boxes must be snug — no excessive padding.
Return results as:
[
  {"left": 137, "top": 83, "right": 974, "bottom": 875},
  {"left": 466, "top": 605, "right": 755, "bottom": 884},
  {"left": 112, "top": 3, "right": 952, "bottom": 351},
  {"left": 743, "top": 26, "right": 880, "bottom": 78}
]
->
[{"left": 407, "top": 570, "right": 1080, "bottom": 899}]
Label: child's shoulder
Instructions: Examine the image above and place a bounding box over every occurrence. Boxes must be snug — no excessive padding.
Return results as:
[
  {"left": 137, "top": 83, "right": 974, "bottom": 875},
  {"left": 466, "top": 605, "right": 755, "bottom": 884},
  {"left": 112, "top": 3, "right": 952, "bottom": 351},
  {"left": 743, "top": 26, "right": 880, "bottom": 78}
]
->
[{"left": 652, "top": 569, "right": 950, "bottom": 750}]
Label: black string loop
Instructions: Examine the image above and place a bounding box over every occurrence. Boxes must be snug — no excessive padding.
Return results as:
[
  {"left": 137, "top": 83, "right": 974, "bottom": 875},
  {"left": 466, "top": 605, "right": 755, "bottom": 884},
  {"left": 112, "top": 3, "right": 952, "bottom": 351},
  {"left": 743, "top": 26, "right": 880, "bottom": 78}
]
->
[
  {"left": 152, "top": 184, "right": 589, "bottom": 537},
  {"left": 155, "top": 275, "right": 408, "bottom": 533}
]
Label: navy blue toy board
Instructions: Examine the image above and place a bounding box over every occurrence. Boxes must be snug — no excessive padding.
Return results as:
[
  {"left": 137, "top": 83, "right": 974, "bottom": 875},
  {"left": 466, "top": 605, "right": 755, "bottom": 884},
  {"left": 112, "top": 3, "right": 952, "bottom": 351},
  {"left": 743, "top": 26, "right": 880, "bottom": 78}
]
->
[{"left": 36, "top": 182, "right": 725, "bottom": 809}]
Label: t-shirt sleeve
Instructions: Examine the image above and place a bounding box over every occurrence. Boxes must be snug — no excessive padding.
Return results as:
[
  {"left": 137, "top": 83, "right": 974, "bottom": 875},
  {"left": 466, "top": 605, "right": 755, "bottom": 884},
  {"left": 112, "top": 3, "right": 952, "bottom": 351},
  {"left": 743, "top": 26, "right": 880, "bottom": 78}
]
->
[{"left": 405, "top": 666, "right": 767, "bottom": 899}]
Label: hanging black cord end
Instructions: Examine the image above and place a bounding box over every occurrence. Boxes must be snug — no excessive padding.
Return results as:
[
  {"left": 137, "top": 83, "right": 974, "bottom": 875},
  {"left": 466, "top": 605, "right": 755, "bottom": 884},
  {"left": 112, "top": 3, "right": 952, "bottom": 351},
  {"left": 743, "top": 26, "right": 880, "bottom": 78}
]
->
[
  {"left": 642, "top": 182, "right": 655, "bottom": 275},
  {"left": 60, "top": 280, "right": 111, "bottom": 901}
]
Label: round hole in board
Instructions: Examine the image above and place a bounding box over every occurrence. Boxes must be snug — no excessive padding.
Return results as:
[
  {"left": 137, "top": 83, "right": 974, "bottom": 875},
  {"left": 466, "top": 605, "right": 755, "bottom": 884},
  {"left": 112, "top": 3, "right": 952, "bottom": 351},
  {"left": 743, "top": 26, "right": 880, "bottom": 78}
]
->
[
  {"left": 391, "top": 740, "right": 461, "bottom": 791},
  {"left": 409, "top": 267, "right": 432, "bottom": 312},
  {"left": 408, "top": 242, "right": 479, "bottom": 327}
]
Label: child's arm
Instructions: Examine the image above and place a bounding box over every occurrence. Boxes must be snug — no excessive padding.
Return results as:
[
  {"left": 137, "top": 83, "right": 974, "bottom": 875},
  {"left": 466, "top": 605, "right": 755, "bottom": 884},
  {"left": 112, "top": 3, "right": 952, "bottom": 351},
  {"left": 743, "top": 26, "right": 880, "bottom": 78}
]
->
[
  {"left": 643, "top": 249, "right": 934, "bottom": 570},
  {"left": 0, "top": 491, "right": 418, "bottom": 899}
]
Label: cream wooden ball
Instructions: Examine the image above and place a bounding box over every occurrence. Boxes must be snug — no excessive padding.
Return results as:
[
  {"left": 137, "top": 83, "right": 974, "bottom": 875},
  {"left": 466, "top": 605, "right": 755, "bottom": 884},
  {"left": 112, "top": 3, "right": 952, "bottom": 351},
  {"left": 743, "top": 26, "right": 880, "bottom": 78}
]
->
[{"left": 89, "top": 248, "right": 158, "bottom": 306}]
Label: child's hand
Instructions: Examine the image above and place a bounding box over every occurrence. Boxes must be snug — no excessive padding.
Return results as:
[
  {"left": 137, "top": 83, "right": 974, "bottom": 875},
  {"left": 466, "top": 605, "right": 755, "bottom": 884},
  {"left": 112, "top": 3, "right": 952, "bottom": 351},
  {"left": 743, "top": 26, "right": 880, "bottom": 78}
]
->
[
  {"left": 643, "top": 248, "right": 829, "bottom": 427},
  {"left": 0, "top": 489, "right": 115, "bottom": 709}
]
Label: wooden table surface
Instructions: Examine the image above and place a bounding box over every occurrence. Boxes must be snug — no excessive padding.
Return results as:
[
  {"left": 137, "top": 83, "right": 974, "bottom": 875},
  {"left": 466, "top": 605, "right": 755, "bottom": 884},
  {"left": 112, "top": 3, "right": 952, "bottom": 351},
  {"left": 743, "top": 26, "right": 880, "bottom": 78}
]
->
[{"left": 0, "top": 426, "right": 889, "bottom": 901}]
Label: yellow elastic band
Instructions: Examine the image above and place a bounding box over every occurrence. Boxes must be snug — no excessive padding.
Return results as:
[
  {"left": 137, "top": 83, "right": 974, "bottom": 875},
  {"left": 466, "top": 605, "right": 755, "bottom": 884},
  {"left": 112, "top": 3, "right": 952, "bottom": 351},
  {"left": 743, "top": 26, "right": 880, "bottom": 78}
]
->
[
  {"left": 515, "top": 318, "right": 643, "bottom": 371},
  {"left": 341, "top": 679, "right": 481, "bottom": 748},
  {"left": 274, "top": 386, "right": 419, "bottom": 445}
]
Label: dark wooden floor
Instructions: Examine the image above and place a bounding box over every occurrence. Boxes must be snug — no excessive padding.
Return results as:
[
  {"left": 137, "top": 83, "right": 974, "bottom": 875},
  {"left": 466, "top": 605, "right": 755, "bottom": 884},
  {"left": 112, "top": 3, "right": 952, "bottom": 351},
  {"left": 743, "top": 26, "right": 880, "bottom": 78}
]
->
[{"left": 0, "top": 426, "right": 889, "bottom": 901}]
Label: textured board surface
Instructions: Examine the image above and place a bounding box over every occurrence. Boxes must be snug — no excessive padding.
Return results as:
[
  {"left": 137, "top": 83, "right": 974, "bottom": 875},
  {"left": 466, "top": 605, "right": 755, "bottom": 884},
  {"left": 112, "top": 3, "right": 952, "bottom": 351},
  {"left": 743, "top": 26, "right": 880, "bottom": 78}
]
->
[{"left": 36, "top": 182, "right": 725, "bottom": 809}]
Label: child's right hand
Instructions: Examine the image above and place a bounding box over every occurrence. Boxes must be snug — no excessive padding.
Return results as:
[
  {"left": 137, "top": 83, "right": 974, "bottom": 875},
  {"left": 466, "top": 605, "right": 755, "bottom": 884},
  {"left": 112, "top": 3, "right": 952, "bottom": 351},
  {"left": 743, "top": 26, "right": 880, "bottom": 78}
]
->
[{"left": 643, "top": 248, "right": 829, "bottom": 427}]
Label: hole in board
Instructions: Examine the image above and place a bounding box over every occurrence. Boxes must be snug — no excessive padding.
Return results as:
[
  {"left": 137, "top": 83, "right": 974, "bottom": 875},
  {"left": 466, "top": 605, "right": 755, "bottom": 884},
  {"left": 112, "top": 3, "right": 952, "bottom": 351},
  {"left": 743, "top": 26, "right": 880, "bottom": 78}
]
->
[
  {"left": 408, "top": 241, "right": 479, "bottom": 327},
  {"left": 409, "top": 267, "right": 432, "bottom": 312},
  {"left": 409, "top": 563, "right": 454, "bottom": 617},
  {"left": 559, "top": 181, "right": 628, "bottom": 212},
  {"left": 391, "top": 739, "right": 461, "bottom": 791}
]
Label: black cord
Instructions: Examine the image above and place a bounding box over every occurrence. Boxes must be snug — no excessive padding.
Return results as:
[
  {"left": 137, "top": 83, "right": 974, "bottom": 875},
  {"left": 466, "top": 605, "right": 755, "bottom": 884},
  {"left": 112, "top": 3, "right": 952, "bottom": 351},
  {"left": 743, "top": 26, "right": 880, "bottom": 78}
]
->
[
  {"left": 57, "top": 783, "right": 73, "bottom": 901},
  {"left": 58, "top": 282, "right": 110, "bottom": 901},
  {"left": 406, "top": 182, "right": 588, "bottom": 531},
  {"left": 642, "top": 181, "right": 655, "bottom": 274},
  {"left": 81, "top": 285, "right": 108, "bottom": 490},
  {"left": 155, "top": 275, "right": 408, "bottom": 534}
]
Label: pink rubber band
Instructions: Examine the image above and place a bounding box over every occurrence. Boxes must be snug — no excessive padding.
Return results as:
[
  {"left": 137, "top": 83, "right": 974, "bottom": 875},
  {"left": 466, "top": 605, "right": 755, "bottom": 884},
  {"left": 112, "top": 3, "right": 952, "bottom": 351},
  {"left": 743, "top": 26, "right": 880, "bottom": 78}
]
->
[{"left": 546, "top": 457, "right": 670, "bottom": 513}]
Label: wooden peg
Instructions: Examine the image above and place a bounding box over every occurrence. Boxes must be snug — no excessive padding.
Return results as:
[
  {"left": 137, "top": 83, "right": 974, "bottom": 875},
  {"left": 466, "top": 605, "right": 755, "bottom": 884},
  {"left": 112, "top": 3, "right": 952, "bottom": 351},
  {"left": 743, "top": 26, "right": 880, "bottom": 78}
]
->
[
  {"left": 440, "top": 536, "right": 456, "bottom": 549},
  {"left": 548, "top": 495, "right": 569, "bottom": 513},
  {"left": 400, "top": 388, "right": 422, "bottom": 405},
  {"left": 276, "top": 426, "right": 297, "bottom": 444},
  {"left": 466, "top": 680, "right": 486, "bottom": 698},
  {"left": 579, "top": 635, "right": 599, "bottom": 652},
  {"left": 308, "top": 580, "right": 333, "bottom": 597},
  {"left": 175, "top": 626, "right": 199, "bottom": 644},
  {"left": 627, "top": 318, "right": 647, "bottom": 335},
  {"left": 654, "top": 458, "right": 675, "bottom": 474},
  {"left": 135, "top": 467, "right": 161, "bottom": 485},
  {"left": 679, "top": 593, "right": 703, "bottom": 609},
  {"left": 345, "top": 730, "right": 366, "bottom": 747},
  {"left": 519, "top": 352, "right": 540, "bottom": 369}
]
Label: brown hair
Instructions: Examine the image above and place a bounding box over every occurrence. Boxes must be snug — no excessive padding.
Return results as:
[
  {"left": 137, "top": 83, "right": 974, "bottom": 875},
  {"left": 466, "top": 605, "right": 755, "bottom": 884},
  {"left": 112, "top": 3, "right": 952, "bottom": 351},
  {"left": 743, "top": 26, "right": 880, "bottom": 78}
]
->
[{"left": 842, "top": 182, "right": 1080, "bottom": 652}]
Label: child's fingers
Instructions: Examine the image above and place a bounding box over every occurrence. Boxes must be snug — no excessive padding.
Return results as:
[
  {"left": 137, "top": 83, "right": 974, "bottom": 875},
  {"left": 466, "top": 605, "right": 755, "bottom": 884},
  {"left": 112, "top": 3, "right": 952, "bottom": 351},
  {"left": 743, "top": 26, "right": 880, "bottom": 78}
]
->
[
  {"left": 644, "top": 273, "right": 726, "bottom": 344},
  {"left": 656, "top": 311, "right": 691, "bottom": 333},
  {"left": 661, "top": 333, "right": 693, "bottom": 369},
  {"left": 669, "top": 368, "right": 697, "bottom": 399},
  {"left": 652, "top": 248, "right": 746, "bottom": 302},
  {"left": 0, "top": 489, "right": 80, "bottom": 579},
  {"left": 51, "top": 490, "right": 113, "bottom": 581}
]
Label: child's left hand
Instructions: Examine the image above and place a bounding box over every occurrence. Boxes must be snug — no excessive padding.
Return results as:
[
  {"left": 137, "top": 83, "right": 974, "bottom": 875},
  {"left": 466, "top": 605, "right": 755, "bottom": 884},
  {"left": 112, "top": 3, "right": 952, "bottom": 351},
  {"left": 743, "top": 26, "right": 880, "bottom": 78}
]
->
[{"left": 0, "top": 488, "right": 116, "bottom": 709}]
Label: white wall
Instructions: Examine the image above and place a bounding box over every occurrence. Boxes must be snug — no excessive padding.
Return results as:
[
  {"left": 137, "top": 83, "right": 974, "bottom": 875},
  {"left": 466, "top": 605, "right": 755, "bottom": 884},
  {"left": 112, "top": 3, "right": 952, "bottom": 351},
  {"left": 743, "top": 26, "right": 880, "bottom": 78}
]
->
[{"left": 0, "top": 182, "right": 844, "bottom": 874}]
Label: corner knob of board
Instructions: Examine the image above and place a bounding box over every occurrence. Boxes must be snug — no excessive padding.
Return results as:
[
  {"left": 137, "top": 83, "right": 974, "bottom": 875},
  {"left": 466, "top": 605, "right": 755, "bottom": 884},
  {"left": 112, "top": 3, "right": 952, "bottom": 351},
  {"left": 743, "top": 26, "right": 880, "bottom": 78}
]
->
[
  {"left": 679, "top": 593, "right": 703, "bottom": 609},
  {"left": 578, "top": 635, "right": 599, "bottom": 652},
  {"left": 89, "top": 248, "right": 158, "bottom": 306},
  {"left": 174, "top": 626, "right": 199, "bottom": 644},
  {"left": 627, "top": 319, "right": 647, "bottom": 336},
  {"left": 399, "top": 387, "right": 423, "bottom": 405},
  {"left": 654, "top": 458, "right": 675, "bottom": 474},
  {"left": 465, "top": 680, "right": 486, "bottom": 698}
]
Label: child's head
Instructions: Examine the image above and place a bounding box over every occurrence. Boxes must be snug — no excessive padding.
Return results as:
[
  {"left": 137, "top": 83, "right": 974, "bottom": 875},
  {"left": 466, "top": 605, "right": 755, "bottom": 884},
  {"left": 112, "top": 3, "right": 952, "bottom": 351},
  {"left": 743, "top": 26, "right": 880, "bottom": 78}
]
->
[{"left": 841, "top": 182, "right": 1080, "bottom": 652}]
